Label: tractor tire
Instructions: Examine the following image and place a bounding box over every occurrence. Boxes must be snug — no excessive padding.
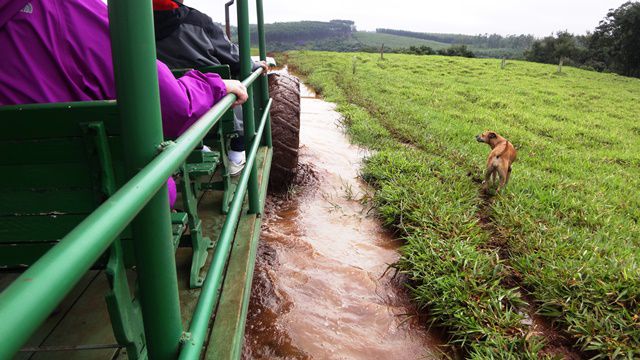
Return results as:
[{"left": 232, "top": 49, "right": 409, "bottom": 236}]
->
[{"left": 268, "top": 72, "right": 300, "bottom": 191}]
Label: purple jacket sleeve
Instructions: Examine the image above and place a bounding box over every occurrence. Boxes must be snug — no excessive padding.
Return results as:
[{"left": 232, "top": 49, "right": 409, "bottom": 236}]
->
[{"left": 156, "top": 60, "right": 227, "bottom": 138}]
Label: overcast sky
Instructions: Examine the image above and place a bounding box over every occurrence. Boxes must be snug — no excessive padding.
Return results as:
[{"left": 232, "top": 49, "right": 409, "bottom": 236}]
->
[{"left": 186, "top": 0, "right": 629, "bottom": 37}]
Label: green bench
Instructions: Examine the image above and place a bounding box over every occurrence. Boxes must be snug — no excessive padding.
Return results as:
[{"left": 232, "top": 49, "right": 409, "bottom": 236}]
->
[
  {"left": 0, "top": 98, "right": 235, "bottom": 358},
  {"left": 173, "top": 64, "right": 239, "bottom": 215},
  {"left": 0, "top": 100, "right": 218, "bottom": 282},
  {"left": 0, "top": 65, "right": 240, "bottom": 358}
]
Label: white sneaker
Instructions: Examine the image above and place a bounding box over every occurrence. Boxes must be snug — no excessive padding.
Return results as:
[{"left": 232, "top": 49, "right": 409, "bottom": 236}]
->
[
  {"left": 228, "top": 150, "right": 245, "bottom": 164},
  {"left": 229, "top": 157, "right": 246, "bottom": 176}
]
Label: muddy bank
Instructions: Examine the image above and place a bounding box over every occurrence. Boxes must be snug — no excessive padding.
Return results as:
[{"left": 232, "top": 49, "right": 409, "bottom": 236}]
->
[{"left": 242, "top": 87, "right": 443, "bottom": 359}]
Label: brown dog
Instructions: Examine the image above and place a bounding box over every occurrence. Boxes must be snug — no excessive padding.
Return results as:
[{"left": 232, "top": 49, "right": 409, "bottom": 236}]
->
[{"left": 475, "top": 131, "right": 517, "bottom": 192}]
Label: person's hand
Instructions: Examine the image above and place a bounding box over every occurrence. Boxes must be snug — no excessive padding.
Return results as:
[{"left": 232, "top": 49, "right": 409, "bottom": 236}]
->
[
  {"left": 257, "top": 60, "right": 269, "bottom": 75},
  {"left": 223, "top": 79, "right": 248, "bottom": 107}
]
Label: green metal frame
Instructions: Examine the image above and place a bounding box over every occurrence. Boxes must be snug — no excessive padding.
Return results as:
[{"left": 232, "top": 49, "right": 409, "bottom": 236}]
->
[
  {"left": 0, "top": 0, "right": 272, "bottom": 359},
  {"left": 82, "top": 120, "right": 147, "bottom": 359},
  {"left": 178, "top": 161, "right": 215, "bottom": 288},
  {"left": 180, "top": 98, "right": 272, "bottom": 360}
]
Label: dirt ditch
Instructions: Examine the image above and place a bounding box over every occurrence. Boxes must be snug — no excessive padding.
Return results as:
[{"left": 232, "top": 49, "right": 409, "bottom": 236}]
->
[{"left": 242, "top": 83, "right": 444, "bottom": 359}]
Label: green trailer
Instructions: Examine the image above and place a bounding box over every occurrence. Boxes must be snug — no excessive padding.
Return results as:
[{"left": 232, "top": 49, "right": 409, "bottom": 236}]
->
[{"left": 0, "top": 0, "right": 299, "bottom": 359}]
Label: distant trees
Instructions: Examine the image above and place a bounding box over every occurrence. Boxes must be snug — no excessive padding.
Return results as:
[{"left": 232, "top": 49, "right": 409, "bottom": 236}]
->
[
  {"left": 401, "top": 45, "right": 474, "bottom": 58},
  {"left": 590, "top": 1, "right": 640, "bottom": 77},
  {"left": 376, "top": 28, "right": 535, "bottom": 50},
  {"left": 524, "top": 31, "right": 588, "bottom": 66},
  {"left": 250, "top": 20, "right": 355, "bottom": 43},
  {"left": 525, "top": 1, "right": 640, "bottom": 77},
  {"left": 405, "top": 45, "right": 436, "bottom": 55},
  {"left": 437, "top": 45, "right": 475, "bottom": 58}
]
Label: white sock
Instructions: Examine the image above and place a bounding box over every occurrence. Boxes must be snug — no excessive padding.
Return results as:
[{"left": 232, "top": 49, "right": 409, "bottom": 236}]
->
[{"left": 229, "top": 150, "right": 245, "bottom": 164}]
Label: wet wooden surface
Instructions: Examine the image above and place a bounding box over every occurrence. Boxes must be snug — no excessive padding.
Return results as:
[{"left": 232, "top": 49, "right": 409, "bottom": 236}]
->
[{"left": 0, "top": 147, "right": 271, "bottom": 360}]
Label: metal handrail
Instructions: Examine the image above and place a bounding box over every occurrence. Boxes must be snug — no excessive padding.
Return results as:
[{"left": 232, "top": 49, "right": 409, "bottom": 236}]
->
[
  {"left": 0, "top": 69, "right": 264, "bottom": 360},
  {"left": 179, "top": 98, "right": 272, "bottom": 360}
]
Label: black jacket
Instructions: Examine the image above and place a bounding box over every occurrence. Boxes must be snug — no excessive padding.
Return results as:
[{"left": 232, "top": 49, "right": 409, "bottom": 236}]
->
[{"left": 154, "top": 3, "right": 253, "bottom": 76}]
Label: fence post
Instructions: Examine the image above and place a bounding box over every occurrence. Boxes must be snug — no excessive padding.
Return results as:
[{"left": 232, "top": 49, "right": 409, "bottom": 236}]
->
[
  {"left": 558, "top": 58, "right": 564, "bottom": 73},
  {"left": 108, "top": 1, "right": 183, "bottom": 359}
]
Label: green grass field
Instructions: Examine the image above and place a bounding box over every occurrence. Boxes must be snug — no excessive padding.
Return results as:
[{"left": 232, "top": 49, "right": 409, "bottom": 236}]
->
[{"left": 286, "top": 51, "right": 640, "bottom": 358}]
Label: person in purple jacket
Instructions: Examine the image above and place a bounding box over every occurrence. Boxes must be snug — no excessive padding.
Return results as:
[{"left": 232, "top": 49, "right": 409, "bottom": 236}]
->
[{"left": 0, "top": 0, "right": 248, "bottom": 206}]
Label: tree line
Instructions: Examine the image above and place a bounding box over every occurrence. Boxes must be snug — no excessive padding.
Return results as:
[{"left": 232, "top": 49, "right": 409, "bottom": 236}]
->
[
  {"left": 398, "top": 45, "right": 475, "bottom": 58},
  {"left": 249, "top": 20, "right": 354, "bottom": 43},
  {"left": 375, "top": 28, "right": 535, "bottom": 49},
  {"left": 525, "top": 1, "right": 640, "bottom": 77}
]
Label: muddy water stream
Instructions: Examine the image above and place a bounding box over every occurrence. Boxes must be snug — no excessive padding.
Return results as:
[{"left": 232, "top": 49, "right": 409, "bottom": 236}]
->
[{"left": 242, "top": 81, "right": 442, "bottom": 359}]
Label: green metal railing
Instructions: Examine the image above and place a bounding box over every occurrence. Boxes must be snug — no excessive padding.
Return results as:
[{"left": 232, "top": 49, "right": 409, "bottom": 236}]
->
[
  {"left": 180, "top": 98, "right": 272, "bottom": 360},
  {"left": 237, "top": 0, "right": 261, "bottom": 214},
  {"left": 0, "top": 0, "right": 272, "bottom": 359}
]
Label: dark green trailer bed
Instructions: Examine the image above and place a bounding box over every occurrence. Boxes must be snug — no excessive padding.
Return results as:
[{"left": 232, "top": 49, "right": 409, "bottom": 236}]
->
[
  {"left": 0, "top": 147, "right": 271, "bottom": 359},
  {"left": 0, "top": 0, "right": 275, "bottom": 358}
]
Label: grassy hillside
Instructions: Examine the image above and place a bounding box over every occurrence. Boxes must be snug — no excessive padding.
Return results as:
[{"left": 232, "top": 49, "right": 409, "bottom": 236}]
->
[
  {"left": 353, "top": 31, "right": 450, "bottom": 50},
  {"left": 286, "top": 51, "right": 640, "bottom": 358}
]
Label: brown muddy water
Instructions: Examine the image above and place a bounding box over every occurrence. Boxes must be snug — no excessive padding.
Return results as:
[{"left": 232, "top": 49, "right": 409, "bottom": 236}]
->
[{"left": 242, "top": 82, "right": 443, "bottom": 359}]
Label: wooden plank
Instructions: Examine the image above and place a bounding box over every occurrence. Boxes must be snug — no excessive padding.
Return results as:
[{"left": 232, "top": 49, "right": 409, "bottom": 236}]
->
[
  {"left": 0, "top": 214, "right": 88, "bottom": 242},
  {"left": 0, "top": 188, "right": 97, "bottom": 215},
  {"left": 30, "top": 271, "right": 121, "bottom": 360},
  {"left": 0, "top": 101, "right": 120, "bottom": 141},
  {"left": 11, "top": 272, "right": 101, "bottom": 360},
  {"left": 206, "top": 213, "right": 260, "bottom": 359},
  {"left": 0, "top": 163, "right": 95, "bottom": 189},
  {"left": 0, "top": 243, "right": 57, "bottom": 268},
  {"left": 0, "top": 272, "right": 20, "bottom": 291},
  {"left": 0, "top": 137, "right": 123, "bottom": 166},
  {"left": 0, "top": 238, "right": 134, "bottom": 269},
  {"left": 205, "top": 147, "right": 271, "bottom": 360},
  {"left": 0, "top": 160, "right": 127, "bottom": 190},
  {"left": 176, "top": 189, "right": 227, "bottom": 329}
]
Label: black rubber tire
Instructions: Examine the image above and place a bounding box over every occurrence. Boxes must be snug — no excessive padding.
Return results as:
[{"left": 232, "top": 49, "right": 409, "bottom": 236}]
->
[{"left": 268, "top": 72, "right": 301, "bottom": 191}]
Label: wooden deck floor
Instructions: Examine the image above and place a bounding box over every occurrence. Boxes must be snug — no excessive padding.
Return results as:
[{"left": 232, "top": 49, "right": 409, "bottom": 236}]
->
[{"left": 0, "top": 147, "right": 271, "bottom": 360}]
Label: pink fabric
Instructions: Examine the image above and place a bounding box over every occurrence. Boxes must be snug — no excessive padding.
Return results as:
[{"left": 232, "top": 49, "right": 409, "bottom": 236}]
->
[
  {"left": 167, "top": 177, "right": 177, "bottom": 208},
  {"left": 0, "top": 0, "right": 227, "bottom": 137},
  {"left": 0, "top": 0, "right": 229, "bottom": 207}
]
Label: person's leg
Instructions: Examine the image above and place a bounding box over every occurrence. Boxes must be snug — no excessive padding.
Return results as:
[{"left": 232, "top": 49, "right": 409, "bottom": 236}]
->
[
  {"left": 229, "top": 135, "right": 245, "bottom": 164},
  {"left": 228, "top": 107, "right": 246, "bottom": 175}
]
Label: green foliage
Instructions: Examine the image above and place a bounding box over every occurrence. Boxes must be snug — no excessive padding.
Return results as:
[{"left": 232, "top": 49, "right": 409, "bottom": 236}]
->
[
  {"left": 353, "top": 31, "right": 450, "bottom": 50},
  {"left": 525, "top": 2, "right": 640, "bottom": 77},
  {"left": 287, "top": 51, "right": 640, "bottom": 358},
  {"left": 591, "top": 1, "right": 640, "bottom": 77},
  {"left": 245, "top": 20, "right": 524, "bottom": 58},
  {"left": 250, "top": 20, "right": 354, "bottom": 43},
  {"left": 376, "top": 28, "right": 536, "bottom": 50},
  {"left": 524, "top": 31, "right": 588, "bottom": 66},
  {"left": 404, "top": 45, "right": 436, "bottom": 55},
  {"left": 395, "top": 45, "right": 475, "bottom": 58},
  {"left": 436, "top": 45, "right": 475, "bottom": 58}
]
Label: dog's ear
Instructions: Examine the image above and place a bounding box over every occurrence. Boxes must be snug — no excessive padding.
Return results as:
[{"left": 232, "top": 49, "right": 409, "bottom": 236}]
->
[{"left": 488, "top": 132, "right": 497, "bottom": 139}]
